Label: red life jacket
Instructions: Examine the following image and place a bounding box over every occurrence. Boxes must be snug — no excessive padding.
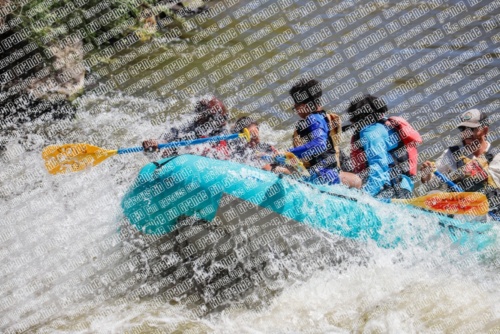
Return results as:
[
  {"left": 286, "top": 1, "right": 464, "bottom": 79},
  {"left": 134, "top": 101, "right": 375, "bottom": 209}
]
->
[
  {"left": 350, "top": 116, "right": 422, "bottom": 176},
  {"left": 198, "top": 137, "right": 230, "bottom": 159},
  {"left": 216, "top": 140, "right": 230, "bottom": 158}
]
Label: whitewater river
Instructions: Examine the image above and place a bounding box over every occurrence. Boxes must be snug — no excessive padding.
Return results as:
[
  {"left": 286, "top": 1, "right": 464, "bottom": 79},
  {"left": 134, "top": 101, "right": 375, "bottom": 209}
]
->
[{"left": 2, "top": 0, "right": 500, "bottom": 332}]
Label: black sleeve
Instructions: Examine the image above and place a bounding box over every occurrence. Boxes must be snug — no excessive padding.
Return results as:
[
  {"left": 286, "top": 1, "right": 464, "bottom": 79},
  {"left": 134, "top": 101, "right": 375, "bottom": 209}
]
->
[
  {"left": 162, "top": 127, "right": 180, "bottom": 142},
  {"left": 257, "top": 143, "right": 276, "bottom": 155},
  {"left": 339, "top": 150, "right": 354, "bottom": 173}
]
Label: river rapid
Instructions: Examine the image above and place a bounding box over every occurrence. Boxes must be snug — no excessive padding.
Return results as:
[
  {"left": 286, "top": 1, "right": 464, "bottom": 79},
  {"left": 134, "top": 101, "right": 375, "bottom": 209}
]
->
[{"left": 2, "top": 0, "right": 500, "bottom": 333}]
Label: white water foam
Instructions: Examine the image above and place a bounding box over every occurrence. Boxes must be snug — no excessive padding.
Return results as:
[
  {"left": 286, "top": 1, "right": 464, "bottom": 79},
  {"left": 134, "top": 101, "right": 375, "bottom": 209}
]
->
[{"left": 1, "top": 95, "right": 500, "bottom": 333}]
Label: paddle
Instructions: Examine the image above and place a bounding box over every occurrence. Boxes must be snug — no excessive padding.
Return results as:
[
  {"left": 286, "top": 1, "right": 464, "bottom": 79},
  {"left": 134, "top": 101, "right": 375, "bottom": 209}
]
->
[
  {"left": 260, "top": 152, "right": 311, "bottom": 177},
  {"left": 386, "top": 192, "right": 490, "bottom": 216},
  {"left": 280, "top": 152, "right": 311, "bottom": 177},
  {"left": 433, "top": 170, "right": 499, "bottom": 219},
  {"left": 42, "top": 128, "right": 251, "bottom": 175},
  {"left": 295, "top": 175, "right": 488, "bottom": 216}
]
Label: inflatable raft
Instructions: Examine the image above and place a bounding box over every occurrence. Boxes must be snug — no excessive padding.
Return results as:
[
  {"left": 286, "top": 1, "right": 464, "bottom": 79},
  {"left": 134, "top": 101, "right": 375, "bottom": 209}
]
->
[
  {"left": 117, "top": 154, "right": 498, "bottom": 315},
  {"left": 121, "top": 155, "right": 495, "bottom": 252}
]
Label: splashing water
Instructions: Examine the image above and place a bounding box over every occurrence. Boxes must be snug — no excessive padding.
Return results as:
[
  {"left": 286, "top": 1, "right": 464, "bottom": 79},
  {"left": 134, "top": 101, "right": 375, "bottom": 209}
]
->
[{"left": 2, "top": 94, "right": 500, "bottom": 333}]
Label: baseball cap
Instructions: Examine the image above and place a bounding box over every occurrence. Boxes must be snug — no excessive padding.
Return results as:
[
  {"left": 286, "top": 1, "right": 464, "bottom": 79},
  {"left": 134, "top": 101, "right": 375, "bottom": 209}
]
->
[{"left": 457, "top": 109, "right": 489, "bottom": 128}]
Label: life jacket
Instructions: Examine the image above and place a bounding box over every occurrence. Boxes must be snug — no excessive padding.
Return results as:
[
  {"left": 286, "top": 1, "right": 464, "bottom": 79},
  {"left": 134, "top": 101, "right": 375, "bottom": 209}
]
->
[
  {"left": 446, "top": 145, "right": 500, "bottom": 219},
  {"left": 293, "top": 111, "right": 342, "bottom": 169},
  {"left": 199, "top": 137, "right": 229, "bottom": 159},
  {"left": 447, "top": 145, "right": 498, "bottom": 192},
  {"left": 350, "top": 116, "right": 422, "bottom": 177},
  {"left": 167, "top": 119, "right": 230, "bottom": 159}
]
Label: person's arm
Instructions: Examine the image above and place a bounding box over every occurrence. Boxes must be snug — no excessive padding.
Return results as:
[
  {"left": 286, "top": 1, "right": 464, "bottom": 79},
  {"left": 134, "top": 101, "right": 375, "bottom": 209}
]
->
[
  {"left": 361, "top": 125, "right": 391, "bottom": 196},
  {"left": 486, "top": 153, "right": 500, "bottom": 188},
  {"left": 143, "top": 127, "right": 185, "bottom": 154},
  {"left": 418, "top": 149, "right": 458, "bottom": 196},
  {"left": 435, "top": 149, "right": 454, "bottom": 174},
  {"left": 288, "top": 115, "right": 329, "bottom": 160}
]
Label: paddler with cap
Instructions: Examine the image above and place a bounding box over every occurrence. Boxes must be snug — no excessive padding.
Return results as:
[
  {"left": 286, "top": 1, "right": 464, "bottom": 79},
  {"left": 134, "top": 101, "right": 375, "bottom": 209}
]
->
[{"left": 420, "top": 109, "right": 500, "bottom": 220}]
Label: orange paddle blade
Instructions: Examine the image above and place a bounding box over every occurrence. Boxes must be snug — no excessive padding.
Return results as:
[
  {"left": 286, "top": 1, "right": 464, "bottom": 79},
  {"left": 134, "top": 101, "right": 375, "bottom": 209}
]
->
[
  {"left": 42, "top": 143, "right": 117, "bottom": 175},
  {"left": 393, "top": 192, "right": 489, "bottom": 216}
]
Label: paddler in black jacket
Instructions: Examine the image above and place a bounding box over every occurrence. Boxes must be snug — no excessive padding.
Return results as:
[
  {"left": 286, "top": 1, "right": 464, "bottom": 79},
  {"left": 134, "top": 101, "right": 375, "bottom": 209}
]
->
[
  {"left": 142, "top": 96, "right": 231, "bottom": 160},
  {"left": 420, "top": 109, "right": 500, "bottom": 221}
]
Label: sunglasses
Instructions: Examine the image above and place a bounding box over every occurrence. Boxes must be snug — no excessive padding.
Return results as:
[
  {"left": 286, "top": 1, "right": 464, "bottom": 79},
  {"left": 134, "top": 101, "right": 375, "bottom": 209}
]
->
[{"left": 458, "top": 126, "right": 476, "bottom": 139}]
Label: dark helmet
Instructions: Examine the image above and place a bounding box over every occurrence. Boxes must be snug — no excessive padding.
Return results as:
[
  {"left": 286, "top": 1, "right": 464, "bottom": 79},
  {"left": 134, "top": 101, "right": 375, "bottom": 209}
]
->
[
  {"left": 346, "top": 94, "right": 387, "bottom": 123},
  {"left": 194, "top": 97, "right": 228, "bottom": 125},
  {"left": 289, "top": 78, "right": 322, "bottom": 109},
  {"left": 195, "top": 97, "right": 228, "bottom": 115}
]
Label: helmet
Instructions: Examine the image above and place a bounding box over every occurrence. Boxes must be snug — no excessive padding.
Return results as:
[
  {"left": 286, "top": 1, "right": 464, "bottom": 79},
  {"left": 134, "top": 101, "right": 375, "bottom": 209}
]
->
[
  {"left": 346, "top": 94, "right": 387, "bottom": 123},
  {"left": 195, "top": 97, "right": 228, "bottom": 119},
  {"left": 193, "top": 97, "right": 228, "bottom": 137}
]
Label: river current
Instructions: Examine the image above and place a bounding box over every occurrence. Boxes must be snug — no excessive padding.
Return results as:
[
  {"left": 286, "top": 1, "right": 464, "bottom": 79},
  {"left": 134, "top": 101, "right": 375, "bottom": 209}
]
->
[{"left": 2, "top": 0, "right": 500, "bottom": 332}]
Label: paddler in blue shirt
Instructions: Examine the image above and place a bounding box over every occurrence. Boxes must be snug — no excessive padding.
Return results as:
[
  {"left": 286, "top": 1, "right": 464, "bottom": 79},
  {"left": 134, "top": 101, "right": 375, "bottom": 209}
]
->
[
  {"left": 276, "top": 79, "right": 361, "bottom": 188},
  {"left": 347, "top": 95, "right": 421, "bottom": 199}
]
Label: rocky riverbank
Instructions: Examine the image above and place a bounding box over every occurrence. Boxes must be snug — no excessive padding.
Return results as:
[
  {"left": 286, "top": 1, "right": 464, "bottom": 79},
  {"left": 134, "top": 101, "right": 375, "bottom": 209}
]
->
[{"left": 0, "top": 0, "right": 209, "bottom": 127}]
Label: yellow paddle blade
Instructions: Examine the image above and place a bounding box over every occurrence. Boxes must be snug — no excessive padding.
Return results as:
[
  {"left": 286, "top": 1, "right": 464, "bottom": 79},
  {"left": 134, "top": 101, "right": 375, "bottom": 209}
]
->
[
  {"left": 42, "top": 143, "right": 118, "bottom": 175},
  {"left": 284, "top": 152, "right": 311, "bottom": 177},
  {"left": 239, "top": 128, "right": 251, "bottom": 142},
  {"left": 393, "top": 192, "right": 489, "bottom": 216}
]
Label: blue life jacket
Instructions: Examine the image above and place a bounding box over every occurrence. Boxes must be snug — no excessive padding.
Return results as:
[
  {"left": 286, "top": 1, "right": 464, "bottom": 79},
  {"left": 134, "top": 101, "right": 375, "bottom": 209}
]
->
[{"left": 291, "top": 111, "right": 339, "bottom": 170}]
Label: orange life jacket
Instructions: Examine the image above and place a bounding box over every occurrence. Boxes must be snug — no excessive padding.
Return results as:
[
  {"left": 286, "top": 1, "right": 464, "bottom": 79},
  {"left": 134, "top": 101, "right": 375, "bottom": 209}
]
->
[{"left": 350, "top": 116, "right": 422, "bottom": 176}]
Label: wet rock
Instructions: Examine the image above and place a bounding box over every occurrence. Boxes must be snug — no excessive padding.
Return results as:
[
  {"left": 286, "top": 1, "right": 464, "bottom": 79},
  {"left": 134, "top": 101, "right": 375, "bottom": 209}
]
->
[
  {"left": 171, "top": 1, "right": 209, "bottom": 16},
  {"left": 0, "top": 0, "right": 213, "bottom": 126},
  {"left": 29, "top": 41, "right": 85, "bottom": 100}
]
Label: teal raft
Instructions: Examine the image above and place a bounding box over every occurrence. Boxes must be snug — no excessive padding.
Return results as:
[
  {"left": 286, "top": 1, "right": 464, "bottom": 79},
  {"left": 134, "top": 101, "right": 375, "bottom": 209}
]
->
[{"left": 121, "top": 155, "right": 496, "bottom": 251}]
